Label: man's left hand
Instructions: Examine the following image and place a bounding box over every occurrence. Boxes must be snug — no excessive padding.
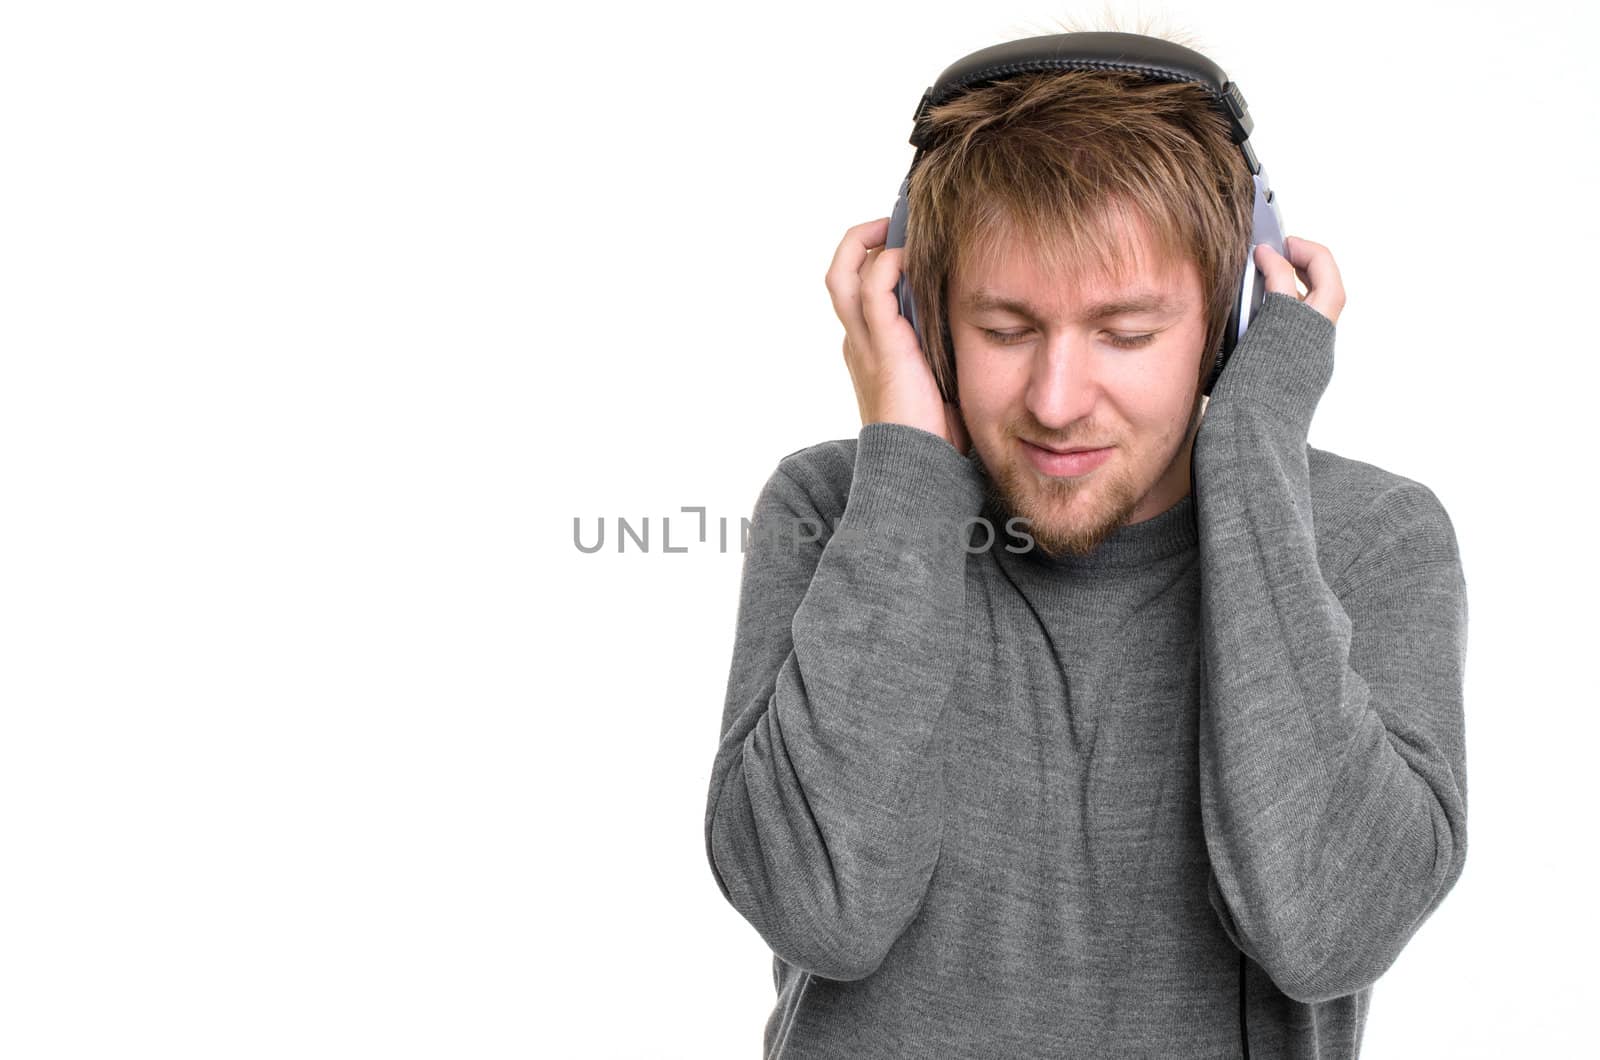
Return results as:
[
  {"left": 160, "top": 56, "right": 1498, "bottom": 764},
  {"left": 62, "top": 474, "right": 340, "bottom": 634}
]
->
[{"left": 1254, "top": 236, "right": 1345, "bottom": 327}]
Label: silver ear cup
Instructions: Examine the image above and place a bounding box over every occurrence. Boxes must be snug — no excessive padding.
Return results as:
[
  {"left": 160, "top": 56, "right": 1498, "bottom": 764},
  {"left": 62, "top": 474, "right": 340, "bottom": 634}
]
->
[
  {"left": 1205, "top": 244, "right": 1264, "bottom": 396},
  {"left": 885, "top": 177, "right": 925, "bottom": 352},
  {"left": 1237, "top": 246, "right": 1264, "bottom": 343},
  {"left": 1208, "top": 165, "right": 1287, "bottom": 393},
  {"left": 1242, "top": 164, "right": 1286, "bottom": 337}
]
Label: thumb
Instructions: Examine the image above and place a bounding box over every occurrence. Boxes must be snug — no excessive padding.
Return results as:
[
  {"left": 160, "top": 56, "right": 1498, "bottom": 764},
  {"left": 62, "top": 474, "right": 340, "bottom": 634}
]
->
[{"left": 1253, "top": 243, "right": 1301, "bottom": 299}]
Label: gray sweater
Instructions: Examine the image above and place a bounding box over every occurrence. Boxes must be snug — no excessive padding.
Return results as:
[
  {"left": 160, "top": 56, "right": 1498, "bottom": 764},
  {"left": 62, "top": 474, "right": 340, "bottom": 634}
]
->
[{"left": 703, "top": 292, "right": 1469, "bottom": 1058}]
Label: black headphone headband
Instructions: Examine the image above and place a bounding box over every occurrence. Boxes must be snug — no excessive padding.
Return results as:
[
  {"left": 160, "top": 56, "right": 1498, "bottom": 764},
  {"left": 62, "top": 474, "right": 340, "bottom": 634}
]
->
[{"left": 906, "top": 32, "right": 1262, "bottom": 174}]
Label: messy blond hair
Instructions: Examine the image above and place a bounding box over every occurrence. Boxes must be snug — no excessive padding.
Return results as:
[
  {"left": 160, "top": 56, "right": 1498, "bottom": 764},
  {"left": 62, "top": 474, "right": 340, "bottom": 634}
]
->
[{"left": 904, "top": 42, "right": 1256, "bottom": 406}]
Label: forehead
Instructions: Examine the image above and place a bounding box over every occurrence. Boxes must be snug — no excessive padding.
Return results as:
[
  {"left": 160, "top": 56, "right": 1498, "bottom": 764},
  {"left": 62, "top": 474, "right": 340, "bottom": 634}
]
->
[{"left": 950, "top": 205, "right": 1198, "bottom": 311}]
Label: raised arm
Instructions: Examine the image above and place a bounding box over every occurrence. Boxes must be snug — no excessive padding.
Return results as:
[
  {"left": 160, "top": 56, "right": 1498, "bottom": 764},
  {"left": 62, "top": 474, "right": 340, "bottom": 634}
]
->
[
  {"left": 1192, "top": 288, "right": 1470, "bottom": 1005},
  {"left": 704, "top": 422, "right": 985, "bottom": 981}
]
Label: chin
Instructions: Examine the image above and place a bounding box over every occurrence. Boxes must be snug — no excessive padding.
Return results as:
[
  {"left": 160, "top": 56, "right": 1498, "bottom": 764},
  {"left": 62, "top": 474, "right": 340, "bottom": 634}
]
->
[{"left": 1004, "top": 453, "right": 1151, "bottom": 556}]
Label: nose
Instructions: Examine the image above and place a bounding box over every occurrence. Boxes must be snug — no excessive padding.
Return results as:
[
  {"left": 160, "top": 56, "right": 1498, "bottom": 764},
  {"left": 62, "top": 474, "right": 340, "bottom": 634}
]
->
[{"left": 1024, "top": 333, "right": 1102, "bottom": 430}]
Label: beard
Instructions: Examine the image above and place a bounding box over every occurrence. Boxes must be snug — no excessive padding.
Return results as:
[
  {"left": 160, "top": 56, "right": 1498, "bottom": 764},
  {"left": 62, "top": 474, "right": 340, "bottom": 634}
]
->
[
  {"left": 978, "top": 440, "right": 1144, "bottom": 559},
  {"left": 970, "top": 396, "right": 1203, "bottom": 560}
]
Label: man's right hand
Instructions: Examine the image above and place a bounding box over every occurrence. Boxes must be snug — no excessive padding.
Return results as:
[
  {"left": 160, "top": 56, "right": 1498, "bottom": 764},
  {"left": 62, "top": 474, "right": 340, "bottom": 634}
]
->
[{"left": 824, "top": 217, "right": 971, "bottom": 456}]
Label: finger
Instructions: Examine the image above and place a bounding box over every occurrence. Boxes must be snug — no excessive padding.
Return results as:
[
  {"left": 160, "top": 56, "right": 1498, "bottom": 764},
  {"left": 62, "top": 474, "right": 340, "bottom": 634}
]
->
[
  {"left": 859, "top": 245, "right": 882, "bottom": 283},
  {"left": 1293, "top": 266, "right": 1312, "bottom": 297},
  {"left": 825, "top": 218, "right": 892, "bottom": 353},
  {"left": 1253, "top": 243, "right": 1301, "bottom": 299},
  {"left": 854, "top": 247, "right": 888, "bottom": 349},
  {"left": 1284, "top": 236, "right": 1346, "bottom": 320},
  {"left": 860, "top": 245, "right": 914, "bottom": 352},
  {"left": 825, "top": 217, "right": 890, "bottom": 288}
]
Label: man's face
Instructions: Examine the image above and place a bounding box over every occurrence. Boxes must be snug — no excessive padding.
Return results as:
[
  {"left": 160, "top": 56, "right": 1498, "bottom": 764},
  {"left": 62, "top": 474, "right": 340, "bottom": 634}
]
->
[{"left": 949, "top": 214, "right": 1209, "bottom": 559}]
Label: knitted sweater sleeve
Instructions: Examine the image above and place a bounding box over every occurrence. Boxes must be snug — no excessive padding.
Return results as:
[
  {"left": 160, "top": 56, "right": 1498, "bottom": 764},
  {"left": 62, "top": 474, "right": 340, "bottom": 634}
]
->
[
  {"left": 1191, "top": 291, "right": 1470, "bottom": 1005},
  {"left": 703, "top": 421, "right": 987, "bottom": 982}
]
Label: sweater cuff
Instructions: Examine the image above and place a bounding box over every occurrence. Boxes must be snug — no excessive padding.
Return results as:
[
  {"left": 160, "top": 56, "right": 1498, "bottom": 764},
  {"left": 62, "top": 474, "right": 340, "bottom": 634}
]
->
[
  {"left": 1208, "top": 292, "right": 1336, "bottom": 433},
  {"left": 839, "top": 422, "right": 988, "bottom": 546}
]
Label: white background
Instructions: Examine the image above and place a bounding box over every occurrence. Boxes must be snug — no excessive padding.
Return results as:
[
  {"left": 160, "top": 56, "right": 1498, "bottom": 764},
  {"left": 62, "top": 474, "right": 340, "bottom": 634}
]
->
[{"left": 2, "top": 0, "right": 1593, "bottom": 1057}]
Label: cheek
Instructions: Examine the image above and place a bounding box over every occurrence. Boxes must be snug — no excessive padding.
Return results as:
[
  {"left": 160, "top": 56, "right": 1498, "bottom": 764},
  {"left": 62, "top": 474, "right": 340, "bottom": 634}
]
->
[
  {"left": 954, "top": 349, "right": 1016, "bottom": 421},
  {"left": 1106, "top": 357, "right": 1199, "bottom": 436}
]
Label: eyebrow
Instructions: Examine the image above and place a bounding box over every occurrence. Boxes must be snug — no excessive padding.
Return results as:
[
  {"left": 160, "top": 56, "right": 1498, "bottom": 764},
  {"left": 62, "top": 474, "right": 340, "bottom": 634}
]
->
[{"left": 961, "top": 288, "right": 1182, "bottom": 321}]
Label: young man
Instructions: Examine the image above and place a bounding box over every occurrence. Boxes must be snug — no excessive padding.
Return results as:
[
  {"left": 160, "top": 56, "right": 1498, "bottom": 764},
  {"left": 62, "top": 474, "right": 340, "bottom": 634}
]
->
[{"left": 703, "top": 62, "right": 1468, "bottom": 1059}]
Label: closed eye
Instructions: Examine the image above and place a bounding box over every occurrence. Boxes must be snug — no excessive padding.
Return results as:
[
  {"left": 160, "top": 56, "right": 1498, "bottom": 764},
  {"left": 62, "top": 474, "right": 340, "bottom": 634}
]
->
[
  {"left": 979, "top": 328, "right": 1031, "bottom": 346},
  {"left": 979, "top": 328, "right": 1156, "bottom": 350}
]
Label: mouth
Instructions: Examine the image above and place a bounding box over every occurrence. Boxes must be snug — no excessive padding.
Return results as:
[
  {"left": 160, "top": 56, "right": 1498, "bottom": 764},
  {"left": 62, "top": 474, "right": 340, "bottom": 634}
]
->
[
  {"left": 1026, "top": 439, "right": 1108, "bottom": 455},
  {"left": 1020, "top": 439, "right": 1114, "bottom": 478}
]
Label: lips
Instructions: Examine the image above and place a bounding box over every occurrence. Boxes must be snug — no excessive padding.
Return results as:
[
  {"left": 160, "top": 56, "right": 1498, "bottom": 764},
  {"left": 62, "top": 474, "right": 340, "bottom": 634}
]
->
[
  {"left": 1021, "top": 439, "right": 1114, "bottom": 478},
  {"left": 1028, "top": 441, "right": 1108, "bottom": 455}
]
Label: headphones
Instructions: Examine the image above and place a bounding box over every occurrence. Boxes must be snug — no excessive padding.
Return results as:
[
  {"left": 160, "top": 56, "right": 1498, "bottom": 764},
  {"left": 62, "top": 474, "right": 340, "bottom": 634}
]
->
[{"left": 885, "top": 31, "right": 1286, "bottom": 400}]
